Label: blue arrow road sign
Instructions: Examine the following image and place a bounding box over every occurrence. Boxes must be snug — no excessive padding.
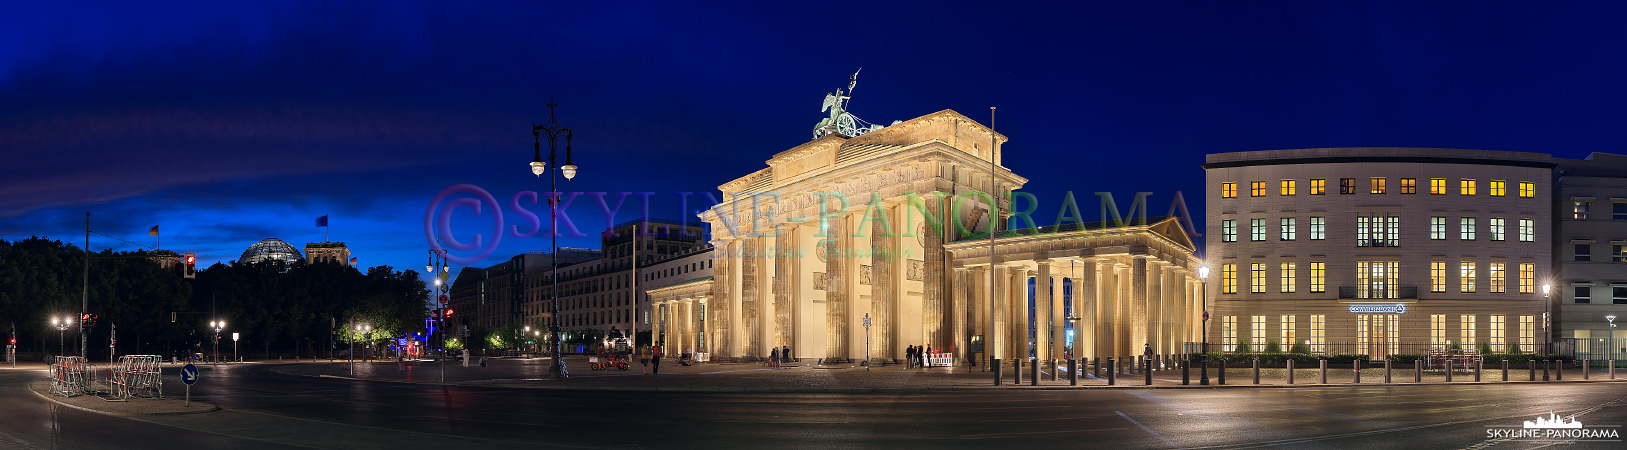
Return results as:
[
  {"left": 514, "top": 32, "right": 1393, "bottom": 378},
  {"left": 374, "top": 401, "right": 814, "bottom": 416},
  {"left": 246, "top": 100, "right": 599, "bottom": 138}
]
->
[{"left": 181, "top": 363, "right": 198, "bottom": 385}]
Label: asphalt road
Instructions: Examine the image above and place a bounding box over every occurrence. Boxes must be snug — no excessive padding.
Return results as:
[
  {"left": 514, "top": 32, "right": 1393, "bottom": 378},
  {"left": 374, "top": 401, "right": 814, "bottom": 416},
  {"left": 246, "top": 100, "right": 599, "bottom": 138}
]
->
[{"left": 1, "top": 363, "right": 1624, "bottom": 449}]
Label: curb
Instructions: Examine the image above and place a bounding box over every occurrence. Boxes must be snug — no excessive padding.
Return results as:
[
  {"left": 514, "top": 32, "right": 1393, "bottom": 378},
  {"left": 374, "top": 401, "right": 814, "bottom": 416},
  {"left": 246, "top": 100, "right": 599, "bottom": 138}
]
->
[
  {"left": 266, "top": 364, "right": 1627, "bottom": 393},
  {"left": 27, "top": 379, "right": 220, "bottom": 416}
]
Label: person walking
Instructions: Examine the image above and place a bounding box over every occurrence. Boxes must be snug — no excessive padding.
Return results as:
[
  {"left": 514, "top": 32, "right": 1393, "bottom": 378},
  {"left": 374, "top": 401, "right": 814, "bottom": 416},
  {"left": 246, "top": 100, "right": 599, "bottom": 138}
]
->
[
  {"left": 905, "top": 345, "right": 915, "bottom": 369},
  {"left": 770, "top": 347, "right": 781, "bottom": 368},
  {"left": 651, "top": 344, "right": 662, "bottom": 375},
  {"left": 924, "top": 345, "right": 933, "bottom": 368},
  {"left": 640, "top": 345, "right": 650, "bottom": 375}
]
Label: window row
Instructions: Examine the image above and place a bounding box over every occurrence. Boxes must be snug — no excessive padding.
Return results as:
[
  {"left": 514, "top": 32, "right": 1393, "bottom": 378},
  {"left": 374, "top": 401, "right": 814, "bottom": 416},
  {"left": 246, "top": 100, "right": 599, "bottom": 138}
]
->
[
  {"left": 1221, "top": 179, "right": 1535, "bottom": 198},
  {"left": 1570, "top": 200, "right": 1627, "bottom": 220},
  {"left": 1219, "top": 216, "right": 1536, "bottom": 244},
  {"left": 1571, "top": 285, "right": 1627, "bottom": 304},
  {"left": 1220, "top": 314, "right": 1536, "bottom": 353},
  {"left": 1220, "top": 261, "right": 1537, "bottom": 296},
  {"left": 1570, "top": 243, "right": 1627, "bottom": 263}
]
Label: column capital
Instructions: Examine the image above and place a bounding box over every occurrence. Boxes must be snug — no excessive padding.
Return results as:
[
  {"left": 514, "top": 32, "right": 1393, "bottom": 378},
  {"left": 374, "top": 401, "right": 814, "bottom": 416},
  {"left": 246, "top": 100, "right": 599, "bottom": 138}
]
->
[{"left": 1035, "top": 259, "right": 1053, "bottom": 266}]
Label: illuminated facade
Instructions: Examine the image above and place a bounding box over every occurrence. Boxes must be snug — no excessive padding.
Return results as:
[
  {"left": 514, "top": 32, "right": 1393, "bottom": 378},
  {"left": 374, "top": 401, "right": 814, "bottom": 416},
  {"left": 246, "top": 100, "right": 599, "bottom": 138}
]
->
[
  {"left": 1553, "top": 152, "right": 1627, "bottom": 357},
  {"left": 239, "top": 238, "right": 304, "bottom": 265},
  {"left": 1204, "top": 148, "right": 1555, "bottom": 356},
  {"left": 304, "top": 242, "right": 351, "bottom": 265}
]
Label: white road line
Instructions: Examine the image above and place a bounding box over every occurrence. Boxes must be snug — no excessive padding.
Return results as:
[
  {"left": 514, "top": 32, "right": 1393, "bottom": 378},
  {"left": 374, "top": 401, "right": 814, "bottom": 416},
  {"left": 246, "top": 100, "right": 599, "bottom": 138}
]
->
[{"left": 1115, "top": 411, "right": 1186, "bottom": 450}]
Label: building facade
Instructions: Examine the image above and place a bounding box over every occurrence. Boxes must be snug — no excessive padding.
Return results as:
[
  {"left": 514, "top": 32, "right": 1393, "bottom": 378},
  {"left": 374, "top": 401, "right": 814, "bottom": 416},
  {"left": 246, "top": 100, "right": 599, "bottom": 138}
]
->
[
  {"left": 522, "top": 219, "right": 706, "bottom": 341},
  {"left": 685, "top": 109, "right": 1203, "bottom": 364},
  {"left": 304, "top": 242, "right": 351, "bottom": 265},
  {"left": 1554, "top": 152, "right": 1627, "bottom": 358},
  {"left": 1204, "top": 148, "right": 1555, "bottom": 356},
  {"left": 641, "top": 247, "right": 715, "bottom": 347}
]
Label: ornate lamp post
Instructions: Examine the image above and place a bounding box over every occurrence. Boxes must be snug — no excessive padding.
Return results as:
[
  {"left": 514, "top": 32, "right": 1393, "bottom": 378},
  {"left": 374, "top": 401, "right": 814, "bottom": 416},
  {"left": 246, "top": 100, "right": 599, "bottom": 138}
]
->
[
  {"left": 210, "top": 320, "right": 225, "bottom": 365},
  {"left": 530, "top": 101, "right": 577, "bottom": 380},
  {"left": 1198, "top": 266, "right": 1211, "bottom": 385},
  {"left": 1542, "top": 283, "right": 1552, "bottom": 354}
]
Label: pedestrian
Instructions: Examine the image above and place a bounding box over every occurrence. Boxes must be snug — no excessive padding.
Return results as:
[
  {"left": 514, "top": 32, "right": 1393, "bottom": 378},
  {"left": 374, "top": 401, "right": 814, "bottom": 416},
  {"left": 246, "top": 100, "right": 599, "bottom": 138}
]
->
[
  {"left": 785, "top": 346, "right": 793, "bottom": 363},
  {"left": 651, "top": 344, "right": 662, "bottom": 375},
  {"left": 905, "top": 345, "right": 915, "bottom": 369},
  {"left": 924, "top": 345, "right": 933, "bottom": 368},
  {"left": 640, "top": 345, "right": 649, "bottom": 375},
  {"left": 771, "top": 347, "right": 781, "bottom": 368},
  {"left": 917, "top": 345, "right": 926, "bottom": 368},
  {"left": 1143, "top": 343, "right": 1153, "bottom": 371}
]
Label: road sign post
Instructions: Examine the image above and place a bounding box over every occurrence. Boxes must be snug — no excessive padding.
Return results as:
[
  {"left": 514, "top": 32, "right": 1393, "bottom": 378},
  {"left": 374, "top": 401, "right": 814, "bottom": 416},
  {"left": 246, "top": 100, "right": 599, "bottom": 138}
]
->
[
  {"left": 863, "top": 314, "right": 872, "bottom": 371},
  {"left": 180, "top": 363, "right": 198, "bottom": 407}
]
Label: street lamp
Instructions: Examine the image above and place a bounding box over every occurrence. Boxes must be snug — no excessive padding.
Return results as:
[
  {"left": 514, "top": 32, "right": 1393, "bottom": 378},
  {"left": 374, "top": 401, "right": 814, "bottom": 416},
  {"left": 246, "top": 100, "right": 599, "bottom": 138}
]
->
[
  {"left": 210, "top": 320, "right": 224, "bottom": 365},
  {"left": 1542, "top": 283, "right": 1552, "bottom": 353},
  {"left": 52, "top": 316, "right": 71, "bottom": 358},
  {"left": 1197, "top": 265, "right": 1211, "bottom": 386},
  {"left": 530, "top": 101, "right": 578, "bottom": 380}
]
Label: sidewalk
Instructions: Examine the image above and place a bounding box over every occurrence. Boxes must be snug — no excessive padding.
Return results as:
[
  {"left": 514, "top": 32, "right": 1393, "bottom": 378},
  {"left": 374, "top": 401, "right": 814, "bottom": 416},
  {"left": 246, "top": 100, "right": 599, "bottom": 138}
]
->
[
  {"left": 26, "top": 379, "right": 219, "bottom": 416},
  {"left": 265, "top": 357, "right": 1627, "bottom": 392}
]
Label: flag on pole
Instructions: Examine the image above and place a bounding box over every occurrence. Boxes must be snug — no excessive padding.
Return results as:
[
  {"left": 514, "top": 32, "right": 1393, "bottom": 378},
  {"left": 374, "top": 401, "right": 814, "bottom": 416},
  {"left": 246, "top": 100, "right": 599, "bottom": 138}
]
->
[
  {"left": 148, "top": 225, "right": 159, "bottom": 235},
  {"left": 349, "top": 256, "right": 357, "bottom": 265},
  {"left": 316, "top": 215, "right": 329, "bottom": 227}
]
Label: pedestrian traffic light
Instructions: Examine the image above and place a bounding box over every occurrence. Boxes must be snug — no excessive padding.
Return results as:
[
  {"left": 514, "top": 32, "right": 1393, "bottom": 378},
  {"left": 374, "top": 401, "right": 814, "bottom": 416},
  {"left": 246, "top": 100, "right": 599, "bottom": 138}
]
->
[
  {"left": 444, "top": 308, "right": 453, "bottom": 319},
  {"left": 430, "top": 309, "right": 442, "bottom": 319},
  {"left": 183, "top": 253, "right": 196, "bottom": 278}
]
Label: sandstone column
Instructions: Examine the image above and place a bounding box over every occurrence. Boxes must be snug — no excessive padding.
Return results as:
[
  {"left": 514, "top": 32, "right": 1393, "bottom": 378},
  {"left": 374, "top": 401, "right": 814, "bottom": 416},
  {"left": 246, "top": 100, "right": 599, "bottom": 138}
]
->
[
  {"left": 953, "top": 268, "right": 970, "bottom": 364},
  {"left": 974, "top": 266, "right": 990, "bottom": 364},
  {"left": 922, "top": 199, "right": 951, "bottom": 356},
  {"left": 710, "top": 241, "right": 732, "bottom": 357},
  {"left": 990, "top": 266, "right": 1006, "bottom": 361},
  {"left": 1076, "top": 259, "right": 1095, "bottom": 360},
  {"left": 740, "top": 239, "right": 761, "bottom": 358},
  {"left": 1095, "top": 261, "right": 1114, "bottom": 361},
  {"left": 1012, "top": 267, "right": 1030, "bottom": 360},
  {"left": 824, "top": 214, "right": 849, "bottom": 361},
  {"left": 1146, "top": 262, "right": 1163, "bottom": 359},
  {"left": 774, "top": 230, "right": 793, "bottom": 350},
  {"left": 871, "top": 204, "right": 895, "bottom": 362},
  {"left": 1034, "top": 260, "right": 1052, "bottom": 360},
  {"left": 1117, "top": 264, "right": 1133, "bottom": 358}
]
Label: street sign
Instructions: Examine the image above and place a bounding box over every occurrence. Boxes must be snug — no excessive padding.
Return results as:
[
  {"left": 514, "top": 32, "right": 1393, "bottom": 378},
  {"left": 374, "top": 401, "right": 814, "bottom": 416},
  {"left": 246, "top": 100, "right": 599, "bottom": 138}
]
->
[
  {"left": 1203, "top": 311, "right": 1210, "bottom": 321},
  {"left": 438, "top": 294, "right": 449, "bottom": 305},
  {"left": 180, "top": 364, "right": 198, "bottom": 385},
  {"left": 232, "top": 332, "right": 239, "bottom": 342}
]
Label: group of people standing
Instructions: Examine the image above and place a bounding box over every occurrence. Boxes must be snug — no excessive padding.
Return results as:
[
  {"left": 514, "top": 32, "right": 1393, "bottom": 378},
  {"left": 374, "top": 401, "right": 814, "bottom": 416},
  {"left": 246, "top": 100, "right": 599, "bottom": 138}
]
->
[
  {"left": 767, "top": 346, "right": 793, "bottom": 368},
  {"left": 904, "top": 345, "right": 935, "bottom": 369}
]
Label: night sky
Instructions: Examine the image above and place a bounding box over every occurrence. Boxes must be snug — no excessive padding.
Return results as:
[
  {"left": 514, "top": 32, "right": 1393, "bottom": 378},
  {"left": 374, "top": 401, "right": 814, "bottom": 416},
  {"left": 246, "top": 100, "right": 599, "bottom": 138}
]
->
[{"left": 5, "top": 2, "right": 1625, "bottom": 289}]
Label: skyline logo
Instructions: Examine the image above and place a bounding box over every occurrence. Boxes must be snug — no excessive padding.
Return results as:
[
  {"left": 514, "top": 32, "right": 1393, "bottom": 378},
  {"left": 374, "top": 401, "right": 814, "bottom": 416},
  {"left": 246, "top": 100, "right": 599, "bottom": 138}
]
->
[
  {"left": 1486, "top": 413, "right": 1620, "bottom": 442},
  {"left": 1525, "top": 412, "right": 1583, "bottom": 429}
]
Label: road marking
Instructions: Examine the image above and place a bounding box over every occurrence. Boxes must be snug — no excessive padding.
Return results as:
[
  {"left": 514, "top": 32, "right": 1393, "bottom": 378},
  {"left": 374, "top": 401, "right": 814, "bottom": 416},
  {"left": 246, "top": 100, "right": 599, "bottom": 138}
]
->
[{"left": 1115, "top": 411, "right": 1186, "bottom": 449}]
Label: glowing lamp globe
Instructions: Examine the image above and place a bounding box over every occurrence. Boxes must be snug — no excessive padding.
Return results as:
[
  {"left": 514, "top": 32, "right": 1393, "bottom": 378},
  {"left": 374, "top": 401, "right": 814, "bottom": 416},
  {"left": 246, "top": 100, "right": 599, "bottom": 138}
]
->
[
  {"left": 561, "top": 164, "right": 578, "bottom": 180},
  {"left": 530, "top": 160, "right": 546, "bottom": 177}
]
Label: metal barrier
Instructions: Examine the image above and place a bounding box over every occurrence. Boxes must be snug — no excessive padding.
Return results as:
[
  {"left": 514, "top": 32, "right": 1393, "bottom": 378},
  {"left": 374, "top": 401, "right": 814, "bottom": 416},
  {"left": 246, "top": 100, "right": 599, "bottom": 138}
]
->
[
  {"left": 49, "top": 356, "right": 90, "bottom": 397},
  {"left": 108, "top": 355, "right": 163, "bottom": 400}
]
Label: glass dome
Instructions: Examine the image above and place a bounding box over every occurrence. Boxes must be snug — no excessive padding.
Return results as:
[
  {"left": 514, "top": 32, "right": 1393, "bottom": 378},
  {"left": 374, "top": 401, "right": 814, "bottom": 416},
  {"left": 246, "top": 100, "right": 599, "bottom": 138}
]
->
[{"left": 240, "top": 238, "right": 304, "bottom": 265}]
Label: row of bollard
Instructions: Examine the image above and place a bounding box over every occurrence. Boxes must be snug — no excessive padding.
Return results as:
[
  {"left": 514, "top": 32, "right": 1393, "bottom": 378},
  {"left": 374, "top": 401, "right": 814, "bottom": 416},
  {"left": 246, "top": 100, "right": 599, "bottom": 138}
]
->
[{"left": 995, "top": 356, "right": 1620, "bottom": 387}]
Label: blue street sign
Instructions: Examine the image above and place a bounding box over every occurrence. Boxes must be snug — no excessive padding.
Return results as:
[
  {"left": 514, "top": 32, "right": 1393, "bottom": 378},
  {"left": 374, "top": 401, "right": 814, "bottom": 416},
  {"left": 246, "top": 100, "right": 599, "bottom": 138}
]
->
[{"left": 181, "top": 363, "right": 198, "bottom": 385}]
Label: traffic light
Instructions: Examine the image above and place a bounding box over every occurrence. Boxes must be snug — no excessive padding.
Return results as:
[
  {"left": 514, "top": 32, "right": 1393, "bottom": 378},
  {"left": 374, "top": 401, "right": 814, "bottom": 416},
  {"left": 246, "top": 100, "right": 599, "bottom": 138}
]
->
[
  {"left": 444, "top": 308, "right": 453, "bottom": 319},
  {"left": 430, "top": 309, "right": 442, "bottom": 319},
  {"left": 183, "top": 253, "right": 196, "bottom": 279}
]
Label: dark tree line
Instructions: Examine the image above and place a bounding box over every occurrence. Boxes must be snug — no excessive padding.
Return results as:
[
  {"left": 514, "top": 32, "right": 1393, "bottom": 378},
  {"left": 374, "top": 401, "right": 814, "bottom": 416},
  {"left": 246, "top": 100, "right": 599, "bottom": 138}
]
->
[{"left": 0, "top": 237, "right": 429, "bottom": 360}]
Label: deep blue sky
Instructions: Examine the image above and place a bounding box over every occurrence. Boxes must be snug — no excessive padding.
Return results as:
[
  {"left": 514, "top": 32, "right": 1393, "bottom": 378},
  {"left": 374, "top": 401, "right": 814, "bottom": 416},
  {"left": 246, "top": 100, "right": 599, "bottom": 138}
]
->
[{"left": 4, "top": 1, "right": 1625, "bottom": 289}]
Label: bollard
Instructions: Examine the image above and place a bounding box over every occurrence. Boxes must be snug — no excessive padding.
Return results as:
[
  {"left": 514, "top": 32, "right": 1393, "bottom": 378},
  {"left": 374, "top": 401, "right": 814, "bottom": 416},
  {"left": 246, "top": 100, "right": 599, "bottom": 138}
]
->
[
  {"left": 1054, "top": 359, "right": 1061, "bottom": 382},
  {"left": 1107, "top": 357, "right": 1116, "bottom": 385},
  {"left": 1474, "top": 360, "right": 1481, "bottom": 382},
  {"left": 1543, "top": 359, "right": 1550, "bottom": 381},
  {"left": 1502, "top": 360, "right": 1509, "bottom": 381},
  {"left": 1014, "top": 357, "right": 1024, "bottom": 385},
  {"left": 993, "top": 358, "right": 1003, "bottom": 386},
  {"left": 1031, "top": 359, "right": 1039, "bottom": 386},
  {"left": 1556, "top": 359, "right": 1562, "bottom": 381},
  {"left": 1320, "top": 359, "right": 1328, "bottom": 384},
  {"left": 1414, "top": 360, "right": 1422, "bottom": 383},
  {"left": 1446, "top": 360, "right": 1453, "bottom": 383},
  {"left": 1069, "top": 359, "right": 1078, "bottom": 386},
  {"left": 1354, "top": 359, "right": 1362, "bottom": 384},
  {"left": 1529, "top": 360, "right": 1536, "bottom": 381},
  {"left": 1611, "top": 360, "right": 1616, "bottom": 380},
  {"left": 1287, "top": 360, "right": 1296, "bottom": 385},
  {"left": 1182, "top": 360, "right": 1189, "bottom": 385},
  {"left": 1584, "top": 360, "right": 1590, "bottom": 380},
  {"left": 1094, "top": 357, "right": 1101, "bottom": 379},
  {"left": 1384, "top": 360, "right": 1392, "bottom": 384},
  {"left": 1145, "top": 360, "right": 1152, "bottom": 386},
  {"left": 1218, "top": 360, "right": 1226, "bottom": 385},
  {"left": 1252, "top": 359, "right": 1260, "bottom": 385}
]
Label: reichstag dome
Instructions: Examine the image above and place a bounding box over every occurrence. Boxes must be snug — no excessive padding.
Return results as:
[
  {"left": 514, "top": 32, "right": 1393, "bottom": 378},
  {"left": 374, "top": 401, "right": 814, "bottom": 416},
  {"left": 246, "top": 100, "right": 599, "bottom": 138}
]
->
[{"left": 240, "top": 238, "right": 304, "bottom": 265}]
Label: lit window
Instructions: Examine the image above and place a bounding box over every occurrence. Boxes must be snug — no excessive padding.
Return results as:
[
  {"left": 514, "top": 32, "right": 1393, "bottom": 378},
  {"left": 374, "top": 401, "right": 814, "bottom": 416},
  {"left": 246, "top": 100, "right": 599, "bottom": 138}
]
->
[
  {"left": 1356, "top": 314, "right": 1370, "bottom": 356},
  {"left": 1309, "top": 179, "right": 1326, "bottom": 195},
  {"left": 1280, "top": 315, "right": 1296, "bottom": 345},
  {"left": 1430, "top": 314, "right": 1447, "bottom": 350},
  {"left": 1339, "top": 178, "right": 1355, "bottom": 194},
  {"left": 1310, "top": 315, "right": 1326, "bottom": 353},
  {"left": 1310, "top": 262, "right": 1325, "bottom": 293},
  {"left": 1251, "top": 218, "right": 1265, "bottom": 241},
  {"left": 1614, "top": 244, "right": 1627, "bottom": 263},
  {"left": 1430, "top": 261, "right": 1446, "bottom": 293},
  {"left": 1280, "top": 262, "right": 1296, "bottom": 293},
  {"left": 1575, "top": 286, "right": 1591, "bottom": 304},
  {"left": 1489, "top": 262, "right": 1505, "bottom": 294},
  {"left": 1252, "top": 315, "right": 1267, "bottom": 350},
  {"left": 1280, "top": 217, "right": 1296, "bottom": 241},
  {"left": 1250, "top": 181, "right": 1266, "bottom": 197},
  {"left": 1430, "top": 178, "right": 1447, "bottom": 195},
  {"left": 1309, "top": 217, "right": 1325, "bottom": 240},
  {"left": 1490, "top": 180, "right": 1506, "bottom": 197},
  {"left": 1370, "top": 177, "right": 1386, "bottom": 194},
  {"left": 1221, "top": 264, "right": 1237, "bottom": 294},
  {"left": 1519, "top": 218, "right": 1534, "bottom": 242},
  {"left": 1222, "top": 315, "right": 1237, "bottom": 352},
  {"left": 1280, "top": 179, "right": 1296, "bottom": 196},
  {"left": 1518, "top": 263, "right": 1534, "bottom": 294},
  {"left": 1489, "top": 217, "right": 1505, "bottom": 241},
  {"left": 1518, "top": 182, "right": 1534, "bottom": 198},
  {"left": 1400, "top": 178, "right": 1416, "bottom": 194},
  {"left": 1250, "top": 263, "right": 1266, "bottom": 293},
  {"left": 1356, "top": 260, "right": 1399, "bottom": 299},
  {"left": 1490, "top": 315, "right": 1505, "bottom": 350},
  {"left": 1430, "top": 217, "right": 1447, "bottom": 240},
  {"left": 1221, "top": 182, "right": 1236, "bottom": 198},
  {"left": 1460, "top": 179, "right": 1477, "bottom": 196},
  {"left": 1460, "top": 217, "right": 1476, "bottom": 241},
  {"left": 1460, "top": 261, "right": 1477, "bottom": 293},
  {"left": 1518, "top": 315, "right": 1534, "bottom": 353},
  {"left": 1574, "top": 201, "right": 1591, "bottom": 220},
  {"left": 1221, "top": 219, "right": 1236, "bottom": 242}
]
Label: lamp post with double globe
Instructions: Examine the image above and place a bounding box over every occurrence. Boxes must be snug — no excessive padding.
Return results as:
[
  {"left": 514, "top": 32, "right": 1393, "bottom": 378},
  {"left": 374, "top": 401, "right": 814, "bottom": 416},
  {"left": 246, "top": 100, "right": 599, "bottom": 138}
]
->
[
  {"left": 209, "top": 320, "right": 225, "bottom": 365},
  {"left": 52, "top": 316, "right": 71, "bottom": 358},
  {"left": 530, "top": 101, "right": 577, "bottom": 380}
]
